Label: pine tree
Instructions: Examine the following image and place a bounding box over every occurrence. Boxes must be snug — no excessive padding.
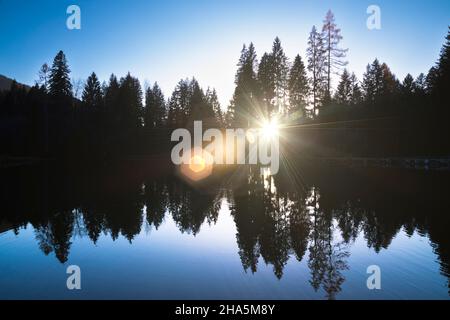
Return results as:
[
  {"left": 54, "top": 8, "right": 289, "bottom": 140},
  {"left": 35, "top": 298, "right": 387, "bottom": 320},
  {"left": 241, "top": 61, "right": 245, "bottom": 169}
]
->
[
  {"left": 429, "top": 27, "right": 450, "bottom": 105},
  {"left": 230, "top": 43, "right": 259, "bottom": 127},
  {"left": 187, "top": 79, "right": 202, "bottom": 117},
  {"left": 412, "top": 73, "right": 427, "bottom": 108},
  {"left": 401, "top": 74, "right": 415, "bottom": 97},
  {"left": 224, "top": 104, "right": 234, "bottom": 128},
  {"left": 82, "top": 72, "right": 103, "bottom": 110},
  {"left": 104, "top": 74, "right": 120, "bottom": 123},
  {"left": 167, "top": 79, "right": 191, "bottom": 128},
  {"left": 307, "top": 26, "right": 326, "bottom": 116},
  {"left": 334, "top": 69, "right": 352, "bottom": 105},
  {"left": 414, "top": 73, "right": 426, "bottom": 96},
  {"left": 187, "top": 79, "right": 208, "bottom": 120},
  {"left": 322, "top": 10, "right": 348, "bottom": 102},
  {"left": 48, "top": 51, "right": 73, "bottom": 102},
  {"left": 144, "top": 82, "right": 166, "bottom": 129},
  {"left": 363, "top": 59, "right": 399, "bottom": 107},
  {"left": 362, "top": 59, "right": 383, "bottom": 105},
  {"left": 118, "top": 73, "right": 143, "bottom": 129},
  {"left": 205, "top": 88, "right": 223, "bottom": 126},
  {"left": 288, "top": 54, "right": 310, "bottom": 118},
  {"left": 425, "top": 66, "right": 438, "bottom": 95},
  {"left": 400, "top": 73, "right": 416, "bottom": 109},
  {"left": 235, "top": 43, "right": 258, "bottom": 87},
  {"left": 336, "top": 71, "right": 362, "bottom": 106},
  {"left": 380, "top": 62, "right": 400, "bottom": 104},
  {"left": 349, "top": 73, "right": 362, "bottom": 105},
  {"left": 271, "top": 37, "right": 289, "bottom": 115},
  {"left": 258, "top": 52, "right": 275, "bottom": 116}
]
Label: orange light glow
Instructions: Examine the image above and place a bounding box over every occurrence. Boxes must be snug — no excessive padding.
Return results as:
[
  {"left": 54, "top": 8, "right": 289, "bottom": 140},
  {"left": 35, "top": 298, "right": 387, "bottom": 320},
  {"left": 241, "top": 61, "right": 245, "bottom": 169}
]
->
[
  {"left": 179, "top": 148, "right": 213, "bottom": 182},
  {"left": 189, "top": 155, "right": 206, "bottom": 173}
]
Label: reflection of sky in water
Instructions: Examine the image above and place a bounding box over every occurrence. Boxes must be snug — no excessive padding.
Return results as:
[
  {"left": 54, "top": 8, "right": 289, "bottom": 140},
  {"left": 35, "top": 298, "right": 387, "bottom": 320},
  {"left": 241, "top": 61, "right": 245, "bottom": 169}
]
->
[{"left": 0, "top": 197, "right": 448, "bottom": 300}]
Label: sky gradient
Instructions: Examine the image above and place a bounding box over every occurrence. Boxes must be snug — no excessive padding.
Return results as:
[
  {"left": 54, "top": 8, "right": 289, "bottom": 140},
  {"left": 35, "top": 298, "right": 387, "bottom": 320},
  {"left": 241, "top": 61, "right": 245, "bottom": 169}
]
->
[{"left": 0, "top": 0, "right": 449, "bottom": 107}]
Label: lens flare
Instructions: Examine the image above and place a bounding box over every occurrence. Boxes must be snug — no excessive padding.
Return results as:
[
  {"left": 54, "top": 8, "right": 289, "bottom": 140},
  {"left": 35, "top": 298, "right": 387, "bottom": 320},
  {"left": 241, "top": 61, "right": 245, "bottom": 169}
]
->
[
  {"left": 179, "top": 148, "right": 213, "bottom": 182},
  {"left": 189, "top": 155, "right": 206, "bottom": 173},
  {"left": 261, "top": 119, "right": 279, "bottom": 140}
]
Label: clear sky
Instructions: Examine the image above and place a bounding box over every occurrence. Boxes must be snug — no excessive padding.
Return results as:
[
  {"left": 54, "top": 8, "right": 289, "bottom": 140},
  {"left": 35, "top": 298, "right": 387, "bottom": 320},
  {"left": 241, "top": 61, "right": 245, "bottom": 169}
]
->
[{"left": 0, "top": 0, "right": 449, "bottom": 108}]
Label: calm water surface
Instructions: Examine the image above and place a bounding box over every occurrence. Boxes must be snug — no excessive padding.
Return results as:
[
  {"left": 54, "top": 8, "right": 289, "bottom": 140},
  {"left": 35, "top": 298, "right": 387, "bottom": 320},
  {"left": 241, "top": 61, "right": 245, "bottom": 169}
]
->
[{"left": 0, "top": 161, "right": 449, "bottom": 299}]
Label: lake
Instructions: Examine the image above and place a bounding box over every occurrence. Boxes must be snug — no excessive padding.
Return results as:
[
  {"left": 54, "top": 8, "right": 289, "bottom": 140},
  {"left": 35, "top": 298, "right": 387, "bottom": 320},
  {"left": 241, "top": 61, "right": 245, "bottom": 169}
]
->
[{"left": 0, "top": 159, "right": 449, "bottom": 299}]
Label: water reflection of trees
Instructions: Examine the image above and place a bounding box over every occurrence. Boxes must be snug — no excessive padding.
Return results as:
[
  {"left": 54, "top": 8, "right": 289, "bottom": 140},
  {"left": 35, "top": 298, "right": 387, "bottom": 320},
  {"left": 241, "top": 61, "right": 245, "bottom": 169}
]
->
[
  {"left": 0, "top": 165, "right": 449, "bottom": 296},
  {"left": 34, "top": 210, "right": 75, "bottom": 263},
  {"left": 229, "top": 170, "right": 350, "bottom": 298},
  {"left": 167, "top": 179, "right": 221, "bottom": 235}
]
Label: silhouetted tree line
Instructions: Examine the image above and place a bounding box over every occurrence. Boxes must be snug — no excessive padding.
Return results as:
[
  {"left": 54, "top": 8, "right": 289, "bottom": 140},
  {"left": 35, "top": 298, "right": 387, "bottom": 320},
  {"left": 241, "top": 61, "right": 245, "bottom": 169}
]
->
[
  {"left": 1, "top": 163, "right": 449, "bottom": 297},
  {"left": 0, "top": 52, "right": 223, "bottom": 158},
  {"left": 227, "top": 16, "right": 449, "bottom": 127},
  {"left": 0, "top": 11, "right": 449, "bottom": 157}
]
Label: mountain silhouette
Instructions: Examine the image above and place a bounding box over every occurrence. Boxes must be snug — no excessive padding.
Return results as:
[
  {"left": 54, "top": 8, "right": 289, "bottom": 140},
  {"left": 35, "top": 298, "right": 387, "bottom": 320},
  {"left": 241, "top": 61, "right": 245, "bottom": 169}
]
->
[{"left": 0, "top": 74, "right": 30, "bottom": 92}]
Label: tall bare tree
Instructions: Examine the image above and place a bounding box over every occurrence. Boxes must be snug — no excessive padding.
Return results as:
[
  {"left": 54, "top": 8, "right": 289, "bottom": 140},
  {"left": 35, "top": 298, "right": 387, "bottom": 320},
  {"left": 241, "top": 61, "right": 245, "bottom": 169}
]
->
[
  {"left": 322, "top": 10, "right": 348, "bottom": 103},
  {"left": 38, "top": 63, "right": 50, "bottom": 92}
]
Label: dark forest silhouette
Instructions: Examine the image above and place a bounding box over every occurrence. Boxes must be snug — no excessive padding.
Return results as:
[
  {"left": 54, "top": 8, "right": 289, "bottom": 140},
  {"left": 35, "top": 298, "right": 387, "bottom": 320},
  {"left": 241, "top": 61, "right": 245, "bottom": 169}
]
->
[
  {"left": 0, "top": 12, "right": 449, "bottom": 159},
  {"left": 1, "top": 9, "right": 449, "bottom": 302}
]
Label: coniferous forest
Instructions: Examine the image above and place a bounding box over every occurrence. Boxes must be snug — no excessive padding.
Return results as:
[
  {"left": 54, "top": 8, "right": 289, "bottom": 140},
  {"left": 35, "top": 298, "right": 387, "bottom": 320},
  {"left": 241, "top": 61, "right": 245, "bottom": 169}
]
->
[
  {"left": 1, "top": 4, "right": 450, "bottom": 303},
  {"left": 1, "top": 12, "right": 449, "bottom": 161}
]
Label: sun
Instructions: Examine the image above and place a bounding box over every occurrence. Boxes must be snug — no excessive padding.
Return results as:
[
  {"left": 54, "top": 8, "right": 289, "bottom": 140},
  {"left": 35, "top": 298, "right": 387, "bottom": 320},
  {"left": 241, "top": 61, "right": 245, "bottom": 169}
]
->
[{"left": 261, "top": 118, "right": 279, "bottom": 140}]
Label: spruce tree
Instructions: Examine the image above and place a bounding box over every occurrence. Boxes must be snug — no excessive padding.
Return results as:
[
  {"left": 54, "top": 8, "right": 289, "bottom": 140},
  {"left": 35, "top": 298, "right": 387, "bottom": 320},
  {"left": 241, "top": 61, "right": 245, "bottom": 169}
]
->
[
  {"left": 414, "top": 73, "right": 426, "bottom": 96},
  {"left": 118, "top": 73, "right": 143, "bottom": 129},
  {"left": 307, "top": 26, "right": 326, "bottom": 116},
  {"left": 288, "top": 54, "right": 310, "bottom": 118},
  {"left": 230, "top": 43, "right": 259, "bottom": 127},
  {"left": 426, "top": 67, "right": 438, "bottom": 95},
  {"left": 205, "top": 88, "right": 223, "bottom": 126},
  {"left": 400, "top": 73, "right": 416, "bottom": 109},
  {"left": 144, "top": 82, "right": 166, "bottom": 129},
  {"left": 168, "top": 79, "right": 191, "bottom": 128},
  {"left": 401, "top": 74, "right": 415, "bottom": 96},
  {"left": 380, "top": 62, "right": 400, "bottom": 104},
  {"left": 363, "top": 59, "right": 399, "bottom": 107},
  {"left": 430, "top": 27, "right": 450, "bottom": 105},
  {"left": 258, "top": 52, "right": 275, "bottom": 116},
  {"left": 48, "top": 51, "right": 73, "bottom": 103},
  {"left": 362, "top": 59, "right": 383, "bottom": 105},
  {"left": 334, "top": 69, "right": 352, "bottom": 105},
  {"left": 349, "top": 73, "right": 362, "bottom": 105},
  {"left": 104, "top": 74, "right": 120, "bottom": 125},
  {"left": 187, "top": 79, "right": 215, "bottom": 126},
  {"left": 271, "top": 37, "right": 289, "bottom": 115},
  {"left": 224, "top": 104, "right": 234, "bottom": 128},
  {"left": 82, "top": 72, "right": 103, "bottom": 110}
]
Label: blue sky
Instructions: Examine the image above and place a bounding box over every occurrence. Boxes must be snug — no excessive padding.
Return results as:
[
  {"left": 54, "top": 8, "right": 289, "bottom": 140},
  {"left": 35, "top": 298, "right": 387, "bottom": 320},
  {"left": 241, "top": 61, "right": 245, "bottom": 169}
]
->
[{"left": 0, "top": 0, "right": 449, "bottom": 107}]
